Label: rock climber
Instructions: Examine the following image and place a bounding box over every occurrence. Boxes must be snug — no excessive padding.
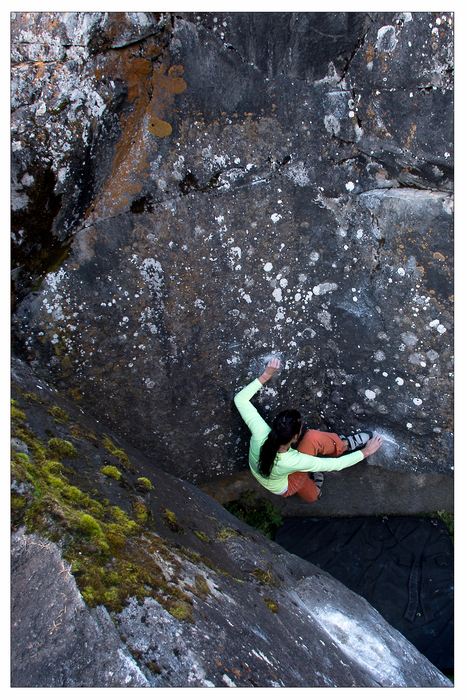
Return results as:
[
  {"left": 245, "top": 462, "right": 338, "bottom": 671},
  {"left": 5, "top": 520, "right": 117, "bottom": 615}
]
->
[{"left": 234, "top": 358, "right": 384, "bottom": 502}]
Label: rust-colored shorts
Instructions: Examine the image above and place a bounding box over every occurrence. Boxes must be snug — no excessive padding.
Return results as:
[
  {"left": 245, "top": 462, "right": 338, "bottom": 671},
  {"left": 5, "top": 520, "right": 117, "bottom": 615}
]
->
[{"left": 281, "top": 430, "right": 346, "bottom": 502}]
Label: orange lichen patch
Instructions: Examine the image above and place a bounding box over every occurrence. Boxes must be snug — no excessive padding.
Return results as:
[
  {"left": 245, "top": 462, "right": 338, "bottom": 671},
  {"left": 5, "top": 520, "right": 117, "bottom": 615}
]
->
[
  {"left": 86, "top": 56, "right": 186, "bottom": 223},
  {"left": 148, "top": 118, "right": 172, "bottom": 137},
  {"left": 147, "top": 64, "right": 187, "bottom": 129},
  {"left": 365, "top": 45, "right": 375, "bottom": 63},
  {"left": 406, "top": 124, "right": 417, "bottom": 151},
  {"left": 433, "top": 252, "right": 446, "bottom": 262}
]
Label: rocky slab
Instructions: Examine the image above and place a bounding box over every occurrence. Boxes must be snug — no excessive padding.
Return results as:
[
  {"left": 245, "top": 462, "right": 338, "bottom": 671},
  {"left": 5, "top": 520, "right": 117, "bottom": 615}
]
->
[{"left": 11, "top": 12, "right": 453, "bottom": 485}]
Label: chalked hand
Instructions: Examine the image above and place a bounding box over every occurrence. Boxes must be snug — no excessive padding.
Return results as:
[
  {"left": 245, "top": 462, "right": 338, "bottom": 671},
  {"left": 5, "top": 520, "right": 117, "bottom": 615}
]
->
[{"left": 258, "top": 358, "right": 280, "bottom": 384}]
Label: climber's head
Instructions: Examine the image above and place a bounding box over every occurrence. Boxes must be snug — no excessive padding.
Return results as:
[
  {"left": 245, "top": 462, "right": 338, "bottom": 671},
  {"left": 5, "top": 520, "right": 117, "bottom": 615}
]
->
[{"left": 257, "top": 409, "right": 302, "bottom": 478}]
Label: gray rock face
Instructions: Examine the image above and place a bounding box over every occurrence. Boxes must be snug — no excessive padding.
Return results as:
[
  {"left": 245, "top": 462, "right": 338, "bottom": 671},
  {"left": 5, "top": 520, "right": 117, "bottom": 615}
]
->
[
  {"left": 11, "top": 528, "right": 148, "bottom": 687},
  {"left": 11, "top": 358, "right": 452, "bottom": 688},
  {"left": 11, "top": 12, "right": 453, "bottom": 483}
]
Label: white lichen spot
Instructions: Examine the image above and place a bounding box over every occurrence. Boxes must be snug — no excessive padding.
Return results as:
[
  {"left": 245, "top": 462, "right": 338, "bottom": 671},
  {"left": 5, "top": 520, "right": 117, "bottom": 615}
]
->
[
  {"left": 317, "top": 309, "right": 332, "bottom": 330},
  {"left": 271, "top": 213, "right": 282, "bottom": 223},
  {"left": 376, "top": 25, "right": 398, "bottom": 54},
  {"left": 406, "top": 423, "right": 413, "bottom": 429},
  {"left": 309, "top": 252, "right": 320, "bottom": 262},
  {"left": 284, "top": 161, "right": 310, "bottom": 186},
  {"left": 275, "top": 307, "right": 285, "bottom": 322},
  {"left": 397, "top": 267, "right": 405, "bottom": 276},
  {"left": 263, "top": 262, "right": 273, "bottom": 272},
  {"left": 374, "top": 350, "right": 386, "bottom": 362},
  {"left": 272, "top": 288, "right": 283, "bottom": 302},
  {"left": 345, "top": 181, "right": 355, "bottom": 192},
  {"left": 138, "top": 259, "right": 164, "bottom": 299},
  {"left": 365, "top": 390, "right": 376, "bottom": 400},
  {"left": 413, "top": 398, "right": 423, "bottom": 406},
  {"left": 401, "top": 331, "right": 418, "bottom": 348},
  {"left": 228, "top": 246, "right": 242, "bottom": 268},
  {"left": 324, "top": 114, "right": 340, "bottom": 136},
  {"left": 313, "top": 282, "right": 338, "bottom": 296},
  {"left": 395, "top": 377, "right": 404, "bottom": 386}
]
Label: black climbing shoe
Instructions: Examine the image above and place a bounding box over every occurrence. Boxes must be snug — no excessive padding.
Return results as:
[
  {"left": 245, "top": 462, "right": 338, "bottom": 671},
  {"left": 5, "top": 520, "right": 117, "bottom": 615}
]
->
[
  {"left": 312, "top": 472, "right": 324, "bottom": 499},
  {"left": 340, "top": 431, "right": 373, "bottom": 453}
]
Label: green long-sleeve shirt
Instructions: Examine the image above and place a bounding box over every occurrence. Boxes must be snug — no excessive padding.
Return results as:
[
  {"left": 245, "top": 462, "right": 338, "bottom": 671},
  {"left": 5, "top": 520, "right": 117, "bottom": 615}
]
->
[{"left": 234, "top": 378, "right": 364, "bottom": 495}]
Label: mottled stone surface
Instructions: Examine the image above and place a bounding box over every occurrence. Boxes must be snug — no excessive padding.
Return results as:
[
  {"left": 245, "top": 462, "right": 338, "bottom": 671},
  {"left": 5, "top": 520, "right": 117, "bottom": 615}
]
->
[
  {"left": 11, "top": 12, "right": 453, "bottom": 483},
  {"left": 11, "top": 358, "right": 452, "bottom": 688}
]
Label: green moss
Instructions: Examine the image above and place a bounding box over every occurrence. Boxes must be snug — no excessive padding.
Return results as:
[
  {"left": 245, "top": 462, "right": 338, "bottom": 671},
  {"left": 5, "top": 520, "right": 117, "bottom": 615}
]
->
[
  {"left": 47, "top": 406, "right": 70, "bottom": 422},
  {"left": 46, "top": 474, "right": 67, "bottom": 489},
  {"left": 11, "top": 452, "right": 33, "bottom": 483},
  {"left": 108, "top": 507, "right": 139, "bottom": 536},
  {"left": 192, "top": 573, "right": 210, "bottom": 600},
  {"left": 264, "top": 597, "right": 279, "bottom": 613},
  {"left": 64, "top": 485, "right": 85, "bottom": 502},
  {"left": 162, "top": 508, "right": 186, "bottom": 535},
  {"left": 216, "top": 527, "right": 237, "bottom": 541},
  {"left": 22, "top": 392, "right": 44, "bottom": 405},
  {"left": 194, "top": 531, "right": 210, "bottom": 543},
  {"left": 133, "top": 503, "right": 151, "bottom": 523},
  {"left": 41, "top": 460, "right": 65, "bottom": 474},
  {"left": 253, "top": 568, "right": 281, "bottom": 588},
  {"left": 164, "top": 599, "right": 194, "bottom": 623},
  {"left": 11, "top": 401, "right": 27, "bottom": 422},
  {"left": 13, "top": 430, "right": 47, "bottom": 463},
  {"left": 102, "top": 435, "right": 132, "bottom": 471},
  {"left": 10, "top": 394, "right": 203, "bottom": 621},
  {"left": 100, "top": 466, "right": 122, "bottom": 481},
  {"left": 136, "top": 477, "right": 153, "bottom": 490},
  {"left": 48, "top": 438, "right": 79, "bottom": 459},
  {"left": 79, "top": 513, "right": 102, "bottom": 538},
  {"left": 11, "top": 494, "right": 27, "bottom": 516}
]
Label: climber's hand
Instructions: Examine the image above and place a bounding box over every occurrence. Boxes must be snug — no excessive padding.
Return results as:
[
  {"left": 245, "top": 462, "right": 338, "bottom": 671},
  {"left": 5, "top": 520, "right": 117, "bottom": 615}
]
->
[
  {"left": 258, "top": 358, "right": 281, "bottom": 384},
  {"left": 361, "top": 434, "right": 384, "bottom": 458}
]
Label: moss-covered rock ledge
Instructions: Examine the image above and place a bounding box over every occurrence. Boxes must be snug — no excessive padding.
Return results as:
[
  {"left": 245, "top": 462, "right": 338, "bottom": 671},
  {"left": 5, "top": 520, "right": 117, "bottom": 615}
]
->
[{"left": 11, "top": 356, "right": 452, "bottom": 688}]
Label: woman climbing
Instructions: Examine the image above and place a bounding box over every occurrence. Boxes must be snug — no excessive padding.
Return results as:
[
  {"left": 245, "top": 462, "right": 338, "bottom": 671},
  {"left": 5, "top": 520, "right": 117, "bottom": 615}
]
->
[{"left": 234, "top": 358, "right": 384, "bottom": 502}]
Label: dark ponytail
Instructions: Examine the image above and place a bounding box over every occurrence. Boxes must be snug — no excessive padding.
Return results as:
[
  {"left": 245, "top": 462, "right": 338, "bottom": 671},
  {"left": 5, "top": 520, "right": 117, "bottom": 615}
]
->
[{"left": 258, "top": 410, "right": 302, "bottom": 478}]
